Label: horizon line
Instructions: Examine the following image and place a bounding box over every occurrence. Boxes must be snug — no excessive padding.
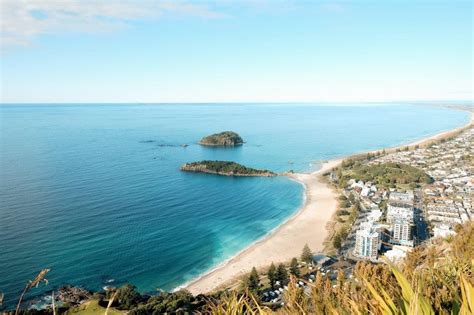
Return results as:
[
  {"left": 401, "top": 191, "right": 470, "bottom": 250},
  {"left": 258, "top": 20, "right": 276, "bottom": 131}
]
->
[{"left": 1, "top": 100, "right": 473, "bottom": 105}]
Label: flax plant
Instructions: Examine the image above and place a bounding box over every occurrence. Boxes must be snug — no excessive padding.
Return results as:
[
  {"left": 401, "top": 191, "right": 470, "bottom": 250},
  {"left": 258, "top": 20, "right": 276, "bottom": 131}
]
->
[{"left": 201, "top": 290, "right": 270, "bottom": 315}]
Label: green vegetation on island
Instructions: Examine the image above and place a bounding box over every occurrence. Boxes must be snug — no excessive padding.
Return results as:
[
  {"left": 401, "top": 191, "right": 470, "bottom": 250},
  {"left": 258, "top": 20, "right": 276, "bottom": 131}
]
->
[
  {"left": 199, "top": 131, "right": 244, "bottom": 146},
  {"left": 180, "top": 160, "right": 276, "bottom": 177}
]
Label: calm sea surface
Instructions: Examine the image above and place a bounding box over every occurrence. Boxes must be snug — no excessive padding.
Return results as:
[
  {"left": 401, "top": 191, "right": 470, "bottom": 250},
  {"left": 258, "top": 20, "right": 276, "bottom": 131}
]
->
[{"left": 0, "top": 103, "right": 469, "bottom": 308}]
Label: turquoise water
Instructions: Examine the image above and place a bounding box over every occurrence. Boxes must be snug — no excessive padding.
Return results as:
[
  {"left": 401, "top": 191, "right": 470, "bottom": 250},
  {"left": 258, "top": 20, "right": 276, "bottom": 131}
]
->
[{"left": 0, "top": 103, "right": 469, "bottom": 308}]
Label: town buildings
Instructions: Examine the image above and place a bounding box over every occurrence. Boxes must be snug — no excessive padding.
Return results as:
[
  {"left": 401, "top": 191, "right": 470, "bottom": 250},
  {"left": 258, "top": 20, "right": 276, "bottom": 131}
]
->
[
  {"left": 375, "top": 127, "right": 473, "bottom": 237},
  {"left": 338, "top": 124, "right": 472, "bottom": 262}
]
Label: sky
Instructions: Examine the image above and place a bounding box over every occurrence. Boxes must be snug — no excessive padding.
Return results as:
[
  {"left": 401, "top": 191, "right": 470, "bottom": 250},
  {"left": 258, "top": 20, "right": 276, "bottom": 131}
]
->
[{"left": 0, "top": 0, "right": 472, "bottom": 103}]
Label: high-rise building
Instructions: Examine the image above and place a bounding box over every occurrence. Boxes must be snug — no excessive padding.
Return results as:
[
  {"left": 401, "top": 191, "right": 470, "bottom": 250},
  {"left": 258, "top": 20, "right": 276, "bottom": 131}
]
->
[
  {"left": 387, "top": 191, "right": 415, "bottom": 223},
  {"left": 354, "top": 225, "right": 379, "bottom": 260},
  {"left": 392, "top": 218, "right": 414, "bottom": 245}
]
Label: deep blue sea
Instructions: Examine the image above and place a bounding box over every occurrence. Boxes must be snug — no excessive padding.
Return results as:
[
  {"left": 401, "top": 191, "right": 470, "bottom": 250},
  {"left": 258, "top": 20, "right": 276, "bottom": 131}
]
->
[{"left": 0, "top": 103, "right": 469, "bottom": 309}]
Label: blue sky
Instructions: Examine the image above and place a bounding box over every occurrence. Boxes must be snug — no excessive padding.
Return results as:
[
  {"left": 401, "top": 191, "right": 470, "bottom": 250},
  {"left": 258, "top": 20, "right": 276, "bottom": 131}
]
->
[{"left": 1, "top": 1, "right": 472, "bottom": 103}]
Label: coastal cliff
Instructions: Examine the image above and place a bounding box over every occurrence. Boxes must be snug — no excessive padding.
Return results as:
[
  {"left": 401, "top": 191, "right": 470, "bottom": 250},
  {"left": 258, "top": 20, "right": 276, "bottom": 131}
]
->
[
  {"left": 199, "top": 131, "right": 244, "bottom": 146},
  {"left": 181, "top": 160, "right": 276, "bottom": 177}
]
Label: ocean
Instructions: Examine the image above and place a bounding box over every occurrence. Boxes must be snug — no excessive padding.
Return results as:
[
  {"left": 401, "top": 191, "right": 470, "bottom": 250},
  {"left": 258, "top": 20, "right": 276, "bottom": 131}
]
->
[{"left": 0, "top": 103, "right": 469, "bottom": 309}]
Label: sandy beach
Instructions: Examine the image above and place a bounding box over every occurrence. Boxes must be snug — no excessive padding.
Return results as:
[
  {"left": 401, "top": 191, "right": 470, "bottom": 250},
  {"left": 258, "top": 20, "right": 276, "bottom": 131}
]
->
[
  {"left": 185, "top": 159, "right": 342, "bottom": 294},
  {"left": 185, "top": 109, "right": 473, "bottom": 295}
]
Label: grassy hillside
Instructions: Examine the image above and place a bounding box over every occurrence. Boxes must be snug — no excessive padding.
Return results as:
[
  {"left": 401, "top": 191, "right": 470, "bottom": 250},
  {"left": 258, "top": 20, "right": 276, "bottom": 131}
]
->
[{"left": 66, "top": 300, "right": 125, "bottom": 315}]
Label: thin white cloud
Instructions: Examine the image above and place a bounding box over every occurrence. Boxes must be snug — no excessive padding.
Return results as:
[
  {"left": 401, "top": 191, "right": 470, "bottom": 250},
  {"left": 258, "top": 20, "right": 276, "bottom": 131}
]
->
[{"left": 0, "top": 0, "right": 224, "bottom": 49}]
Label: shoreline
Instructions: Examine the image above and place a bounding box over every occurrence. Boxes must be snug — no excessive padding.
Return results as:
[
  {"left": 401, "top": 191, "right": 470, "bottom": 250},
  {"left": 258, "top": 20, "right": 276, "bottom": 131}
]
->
[
  {"left": 183, "top": 109, "right": 473, "bottom": 295},
  {"left": 183, "top": 159, "right": 342, "bottom": 294}
]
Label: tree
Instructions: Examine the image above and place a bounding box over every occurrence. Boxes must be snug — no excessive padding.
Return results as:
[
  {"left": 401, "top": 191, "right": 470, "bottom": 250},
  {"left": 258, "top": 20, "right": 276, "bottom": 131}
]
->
[
  {"left": 349, "top": 210, "right": 357, "bottom": 223},
  {"left": 333, "top": 233, "right": 342, "bottom": 250},
  {"left": 301, "top": 244, "right": 313, "bottom": 264},
  {"left": 247, "top": 267, "right": 260, "bottom": 293},
  {"left": 115, "top": 284, "right": 141, "bottom": 310},
  {"left": 276, "top": 263, "right": 289, "bottom": 285},
  {"left": 348, "top": 193, "right": 355, "bottom": 204},
  {"left": 267, "top": 263, "right": 277, "bottom": 289},
  {"left": 353, "top": 200, "right": 361, "bottom": 213},
  {"left": 289, "top": 258, "right": 300, "bottom": 277}
]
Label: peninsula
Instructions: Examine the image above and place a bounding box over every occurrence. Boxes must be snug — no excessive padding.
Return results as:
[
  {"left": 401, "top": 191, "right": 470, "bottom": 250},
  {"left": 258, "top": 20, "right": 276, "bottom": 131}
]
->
[
  {"left": 199, "top": 131, "right": 244, "bottom": 146},
  {"left": 180, "top": 160, "right": 276, "bottom": 177}
]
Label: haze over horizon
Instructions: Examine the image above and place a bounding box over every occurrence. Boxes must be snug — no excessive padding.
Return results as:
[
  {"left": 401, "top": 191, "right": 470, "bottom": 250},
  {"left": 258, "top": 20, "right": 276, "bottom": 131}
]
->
[{"left": 1, "top": 0, "right": 472, "bottom": 103}]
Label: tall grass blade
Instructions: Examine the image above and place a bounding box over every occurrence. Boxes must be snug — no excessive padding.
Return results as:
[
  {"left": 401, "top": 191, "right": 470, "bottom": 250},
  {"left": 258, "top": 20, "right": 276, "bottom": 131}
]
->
[
  {"left": 362, "top": 278, "right": 396, "bottom": 314},
  {"left": 105, "top": 290, "right": 117, "bottom": 315},
  {"left": 15, "top": 269, "right": 50, "bottom": 315},
  {"left": 460, "top": 275, "right": 474, "bottom": 315},
  {"left": 51, "top": 291, "right": 56, "bottom": 315}
]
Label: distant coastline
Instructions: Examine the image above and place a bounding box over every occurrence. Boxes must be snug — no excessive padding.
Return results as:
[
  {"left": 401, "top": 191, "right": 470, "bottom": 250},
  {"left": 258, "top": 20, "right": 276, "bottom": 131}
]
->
[{"left": 183, "top": 106, "right": 473, "bottom": 295}]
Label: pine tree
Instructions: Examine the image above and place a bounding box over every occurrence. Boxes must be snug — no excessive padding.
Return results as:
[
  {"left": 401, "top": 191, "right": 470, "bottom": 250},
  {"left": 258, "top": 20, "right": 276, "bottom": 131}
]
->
[
  {"left": 267, "top": 263, "right": 277, "bottom": 289},
  {"left": 248, "top": 267, "right": 260, "bottom": 293},
  {"left": 333, "top": 233, "right": 342, "bottom": 250},
  {"left": 289, "top": 257, "right": 300, "bottom": 277},
  {"left": 301, "top": 244, "right": 313, "bottom": 264},
  {"left": 276, "top": 263, "right": 289, "bottom": 285},
  {"left": 348, "top": 193, "right": 355, "bottom": 204}
]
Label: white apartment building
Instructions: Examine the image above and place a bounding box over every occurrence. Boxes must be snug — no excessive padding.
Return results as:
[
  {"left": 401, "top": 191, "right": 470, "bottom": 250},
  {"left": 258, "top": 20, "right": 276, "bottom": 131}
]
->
[
  {"left": 387, "top": 191, "right": 415, "bottom": 223},
  {"left": 392, "top": 218, "right": 414, "bottom": 246},
  {"left": 354, "top": 225, "right": 379, "bottom": 260}
]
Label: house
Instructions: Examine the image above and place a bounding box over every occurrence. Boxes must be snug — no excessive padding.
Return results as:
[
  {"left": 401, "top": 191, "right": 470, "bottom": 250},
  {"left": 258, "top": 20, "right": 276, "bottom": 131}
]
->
[
  {"left": 433, "top": 224, "right": 456, "bottom": 238},
  {"left": 312, "top": 253, "right": 335, "bottom": 267}
]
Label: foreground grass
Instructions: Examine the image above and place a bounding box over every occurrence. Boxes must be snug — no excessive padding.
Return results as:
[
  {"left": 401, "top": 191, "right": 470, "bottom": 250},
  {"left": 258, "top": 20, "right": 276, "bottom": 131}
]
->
[
  {"left": 206, "top": 222, "right": 474, "bottom": 315},
  {"left": 66, "top": 300, "right": 125, "bottom": 315},
  {"left": 9, "top": 224, "right": 473, "bottom": 314}
]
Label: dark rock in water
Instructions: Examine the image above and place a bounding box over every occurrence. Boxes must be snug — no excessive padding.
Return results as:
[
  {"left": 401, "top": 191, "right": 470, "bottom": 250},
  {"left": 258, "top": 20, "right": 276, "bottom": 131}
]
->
[
  {"left": 141, "top": 140, "right": 186, "bottom": 148},
  {"left": 199, "top": 131, "right": 244, "bottom": 146},
  {"left": 57, "top": 286, "right": 91, "bottom": 306},
  {"left": 181, "top": 144, "right": 189, "bottom": 148},
  {"left": 157, "top": 144, "right": 179, "bottom": 147}
]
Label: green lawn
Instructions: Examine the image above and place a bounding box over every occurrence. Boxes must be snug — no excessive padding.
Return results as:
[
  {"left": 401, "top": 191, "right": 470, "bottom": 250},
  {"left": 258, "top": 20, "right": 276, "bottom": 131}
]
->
[{"left": 66, "top": 300, "right": 126, "bottom": 315}]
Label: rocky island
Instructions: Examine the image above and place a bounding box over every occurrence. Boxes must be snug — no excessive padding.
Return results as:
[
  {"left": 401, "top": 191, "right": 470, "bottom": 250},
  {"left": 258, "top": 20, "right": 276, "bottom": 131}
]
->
[
  {"left": 199, "top": 131, "right": 244, "bottom": 146},
  {"left": 181, "top": 160, "right": 276, "bottom": 177}
]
